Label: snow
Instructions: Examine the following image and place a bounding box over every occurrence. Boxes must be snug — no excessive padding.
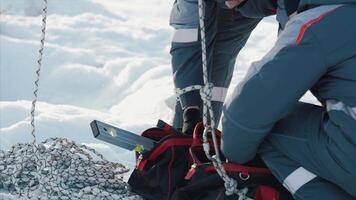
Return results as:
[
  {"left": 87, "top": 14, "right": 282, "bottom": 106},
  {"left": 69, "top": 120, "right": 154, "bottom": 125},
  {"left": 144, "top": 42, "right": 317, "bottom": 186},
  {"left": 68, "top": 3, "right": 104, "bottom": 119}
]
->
[{"left": 1, "top": 0, "right": 318, "bottom": 198}]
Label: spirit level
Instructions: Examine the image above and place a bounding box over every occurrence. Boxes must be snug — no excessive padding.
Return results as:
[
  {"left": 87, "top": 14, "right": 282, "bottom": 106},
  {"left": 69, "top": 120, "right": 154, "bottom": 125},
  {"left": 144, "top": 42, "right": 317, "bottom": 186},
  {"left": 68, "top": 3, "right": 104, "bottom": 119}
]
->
[{"left": 90, "top": 120, "right": 156, "bottom": 153}]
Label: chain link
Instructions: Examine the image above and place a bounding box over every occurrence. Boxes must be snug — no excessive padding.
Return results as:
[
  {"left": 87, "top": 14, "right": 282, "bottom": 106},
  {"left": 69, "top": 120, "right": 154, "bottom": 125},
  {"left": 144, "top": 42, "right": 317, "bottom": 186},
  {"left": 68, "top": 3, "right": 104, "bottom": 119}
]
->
[
  {"left": 30, "top": 0, "right": 47, "bottom": 147},
  {"left": 0, "top": 0, "right": 142, "bottom": 199}
]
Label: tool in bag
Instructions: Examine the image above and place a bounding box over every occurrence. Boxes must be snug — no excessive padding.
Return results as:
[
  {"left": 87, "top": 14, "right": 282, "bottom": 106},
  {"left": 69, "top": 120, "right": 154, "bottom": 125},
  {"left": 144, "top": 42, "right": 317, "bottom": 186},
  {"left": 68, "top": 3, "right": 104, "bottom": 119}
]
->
[
  {"left": 90, "top": 120, "right": 157, "bottom": 154},
  {"left": 89, "top": 117, "right": 293, "bottom": 199}
]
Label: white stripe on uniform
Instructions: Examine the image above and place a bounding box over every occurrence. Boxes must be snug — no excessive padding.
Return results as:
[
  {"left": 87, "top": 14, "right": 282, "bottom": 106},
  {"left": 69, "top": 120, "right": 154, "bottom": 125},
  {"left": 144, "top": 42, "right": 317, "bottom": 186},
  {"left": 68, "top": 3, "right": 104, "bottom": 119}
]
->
[
  {"left": 172, "top": 28, "right": 198, "bottom": 43},
  {"left": 283, "top": 167, "right": 317, "bottom": 194},
  {"left": 211, "top": 87, "right": 228, "bottom": 103}
]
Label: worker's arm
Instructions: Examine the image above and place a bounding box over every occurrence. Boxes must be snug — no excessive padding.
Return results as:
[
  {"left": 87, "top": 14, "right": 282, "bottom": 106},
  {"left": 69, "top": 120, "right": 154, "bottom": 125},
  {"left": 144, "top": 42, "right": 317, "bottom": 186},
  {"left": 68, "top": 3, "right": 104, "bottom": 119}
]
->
[
  {"left": 221, "top": 19, "right": 326, "bottom": 164},
  {"left": 235, "top": 0, "right": 278, "bottom": 18}
]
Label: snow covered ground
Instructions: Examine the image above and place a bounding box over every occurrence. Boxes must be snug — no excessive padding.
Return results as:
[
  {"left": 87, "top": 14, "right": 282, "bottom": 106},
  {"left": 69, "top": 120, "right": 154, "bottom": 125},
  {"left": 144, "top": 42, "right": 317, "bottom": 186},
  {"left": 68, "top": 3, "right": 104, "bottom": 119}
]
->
[
  {"left": 0, "top": 0, "right": 318, "bottom": 198},
  {"left": 1, "top": 0, "right": 178, "bottom": 165}
]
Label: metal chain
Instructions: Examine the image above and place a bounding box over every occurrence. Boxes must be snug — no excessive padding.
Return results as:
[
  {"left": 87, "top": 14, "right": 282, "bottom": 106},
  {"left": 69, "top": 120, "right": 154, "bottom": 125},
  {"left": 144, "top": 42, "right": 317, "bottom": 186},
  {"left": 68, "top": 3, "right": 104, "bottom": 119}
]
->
[
  {"left": 176, "top": 0, "right": 252, "bottom": 198},
  {"left": 30, "top": 0, "right": 47, "bottom": 147},
  {"left": 0, "top": 0, "right": 142, "bottom": 199}
]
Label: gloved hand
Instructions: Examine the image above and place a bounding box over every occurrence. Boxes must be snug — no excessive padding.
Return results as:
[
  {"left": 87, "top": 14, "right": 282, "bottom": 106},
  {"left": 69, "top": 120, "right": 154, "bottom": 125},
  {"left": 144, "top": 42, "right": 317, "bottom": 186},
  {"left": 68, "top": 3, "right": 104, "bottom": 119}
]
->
[{"left": 182, "top": 107, "right": 202, "bottom": 135}]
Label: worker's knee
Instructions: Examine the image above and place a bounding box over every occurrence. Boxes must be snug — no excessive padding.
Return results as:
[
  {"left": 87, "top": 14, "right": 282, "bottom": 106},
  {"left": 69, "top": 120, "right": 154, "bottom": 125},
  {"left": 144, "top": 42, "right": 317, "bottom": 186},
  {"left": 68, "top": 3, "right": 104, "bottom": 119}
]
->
[{"left": 170, "top": 0, "right": 199, "bottom": 29}]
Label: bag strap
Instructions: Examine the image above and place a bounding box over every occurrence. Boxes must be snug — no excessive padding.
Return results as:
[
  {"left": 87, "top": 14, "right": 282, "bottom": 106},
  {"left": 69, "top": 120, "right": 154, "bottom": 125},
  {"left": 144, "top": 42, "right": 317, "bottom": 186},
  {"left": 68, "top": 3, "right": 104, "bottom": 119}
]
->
[{"left": 192, "top": 122, "right": 221, "bottom": 146}]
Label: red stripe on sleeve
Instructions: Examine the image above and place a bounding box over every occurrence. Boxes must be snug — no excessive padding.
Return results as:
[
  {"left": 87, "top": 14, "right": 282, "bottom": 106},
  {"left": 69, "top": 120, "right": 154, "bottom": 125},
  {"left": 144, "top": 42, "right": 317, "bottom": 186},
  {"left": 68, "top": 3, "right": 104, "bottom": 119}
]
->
[{"left": 295, "top": 7, "right": 340, "bottom": 45}]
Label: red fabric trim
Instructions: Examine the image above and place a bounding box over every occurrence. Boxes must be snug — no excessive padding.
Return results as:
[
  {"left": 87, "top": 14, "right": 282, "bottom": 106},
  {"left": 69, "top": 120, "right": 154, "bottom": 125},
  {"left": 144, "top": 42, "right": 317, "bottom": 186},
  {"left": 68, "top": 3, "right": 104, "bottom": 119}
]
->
[
  {"left": 142, "top": 138, "right": 219, "bottom": 169},
  {"left": 137, "top": 139, "right": 192, "bottom": 170},
  {"left": 166, "top": 146, "right": 175, "bottom": 200},
  {"left": 163, "top": 124, "right": 172, "bottom": 133},
  {"left": 204, "top": 163, "right": 271, "bottom": 174},
  {"left": 193, "top": 122, "right": 204, "bottom": 143},
  {"left": 254, "top": 186, "right": 279, "bottom": 200},
  {"left": 148, "top": 138, "right": 193, "bottom": 161},
  {"left": 137, "top": 160, "right": 148, "bottom": 171},
  {"left": 295, "top": 7, "right": 340, "bottom": 45},
  {"left": 184, "top": 166, "right": 196, "bottom": 180}
]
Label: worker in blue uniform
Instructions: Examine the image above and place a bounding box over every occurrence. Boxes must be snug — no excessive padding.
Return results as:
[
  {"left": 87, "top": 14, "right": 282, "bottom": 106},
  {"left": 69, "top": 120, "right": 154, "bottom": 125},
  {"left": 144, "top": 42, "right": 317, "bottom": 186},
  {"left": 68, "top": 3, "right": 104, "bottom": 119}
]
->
[{"left": 221, "top": 1, "right": 356, "bottom": 199}]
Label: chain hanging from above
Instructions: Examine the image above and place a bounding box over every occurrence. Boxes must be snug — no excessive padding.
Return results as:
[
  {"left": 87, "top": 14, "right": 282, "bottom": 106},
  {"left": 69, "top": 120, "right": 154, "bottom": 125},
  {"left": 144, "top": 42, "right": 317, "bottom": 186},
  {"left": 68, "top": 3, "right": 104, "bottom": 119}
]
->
[
  {"left": 30, "top": 0, "right": 47, "bottom": 147},
  {"left": 0, "top": 0, "right": 142, "bottom": 199}
]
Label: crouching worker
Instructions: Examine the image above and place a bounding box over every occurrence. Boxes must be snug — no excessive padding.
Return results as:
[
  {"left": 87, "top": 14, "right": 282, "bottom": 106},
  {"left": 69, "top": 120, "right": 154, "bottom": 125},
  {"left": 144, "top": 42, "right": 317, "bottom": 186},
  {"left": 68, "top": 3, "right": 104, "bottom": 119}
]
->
[
  {"left": 222, "top": 2, "right": 356, "bottom": 200},
  {"left": 169, "top": 0, "right": 266, "bottom": 134}
]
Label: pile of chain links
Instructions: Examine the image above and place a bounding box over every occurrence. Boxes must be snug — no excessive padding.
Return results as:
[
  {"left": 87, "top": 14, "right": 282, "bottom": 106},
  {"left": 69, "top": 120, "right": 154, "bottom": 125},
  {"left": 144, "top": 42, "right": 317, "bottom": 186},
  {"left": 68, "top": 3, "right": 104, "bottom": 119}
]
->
[
  {"left": 0, "top": 0, "right": 142, "bottom": 199},
  {"left": 0, "top": 138, "right": 142, "bottom": 200}
]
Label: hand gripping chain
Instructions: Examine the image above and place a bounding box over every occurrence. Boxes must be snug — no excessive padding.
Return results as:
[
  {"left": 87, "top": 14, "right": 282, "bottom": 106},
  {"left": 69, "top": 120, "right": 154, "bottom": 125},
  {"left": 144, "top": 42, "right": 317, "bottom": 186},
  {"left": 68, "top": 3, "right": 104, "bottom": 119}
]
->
[{"left": 0, "top": 1, "right": 142, "bottom": 199}]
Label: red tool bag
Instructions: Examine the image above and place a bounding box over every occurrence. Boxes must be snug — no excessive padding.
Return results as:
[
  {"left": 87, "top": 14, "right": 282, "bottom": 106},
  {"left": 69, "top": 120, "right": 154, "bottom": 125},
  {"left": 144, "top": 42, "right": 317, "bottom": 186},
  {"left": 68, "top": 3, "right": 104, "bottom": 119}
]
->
[{"left": 128, "top": 121, "right": 293, "bottom": 200}]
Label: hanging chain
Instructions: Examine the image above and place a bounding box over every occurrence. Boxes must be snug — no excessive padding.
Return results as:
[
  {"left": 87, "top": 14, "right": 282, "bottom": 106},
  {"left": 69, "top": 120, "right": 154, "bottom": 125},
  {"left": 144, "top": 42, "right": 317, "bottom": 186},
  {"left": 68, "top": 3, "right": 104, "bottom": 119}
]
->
[{"left": 30, "top": 0, "right": 48, "bottom": 146}]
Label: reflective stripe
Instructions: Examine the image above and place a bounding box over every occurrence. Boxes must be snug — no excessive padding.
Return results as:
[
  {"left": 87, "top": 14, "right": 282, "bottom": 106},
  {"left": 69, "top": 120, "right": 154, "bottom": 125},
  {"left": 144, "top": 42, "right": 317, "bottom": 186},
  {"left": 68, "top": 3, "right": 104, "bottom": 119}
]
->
[
  {"left": 172, "top": 28, "right": 198, "bottom": 43},
  {"left": 326, "top": 100, "right": 356, "bottom": 120},
  {"left": 295, "top": 5, "right": 342, "bottom": 45},
  {"left": 211, "top": 87, "right": 228, "bottom": 103},
  {"left": 283, "top": 167, "right": 316, "bottom": 195},
  {"left": 175, "top": 86, "right": 228, "bottom": 103}
]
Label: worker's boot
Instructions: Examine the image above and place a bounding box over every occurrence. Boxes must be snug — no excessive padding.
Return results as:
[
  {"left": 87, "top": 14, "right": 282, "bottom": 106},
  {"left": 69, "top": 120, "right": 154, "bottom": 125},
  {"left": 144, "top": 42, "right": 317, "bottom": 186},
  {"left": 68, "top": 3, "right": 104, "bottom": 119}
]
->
[{"left": 182, "top": 107, "right": 202, "bottom": 135}]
